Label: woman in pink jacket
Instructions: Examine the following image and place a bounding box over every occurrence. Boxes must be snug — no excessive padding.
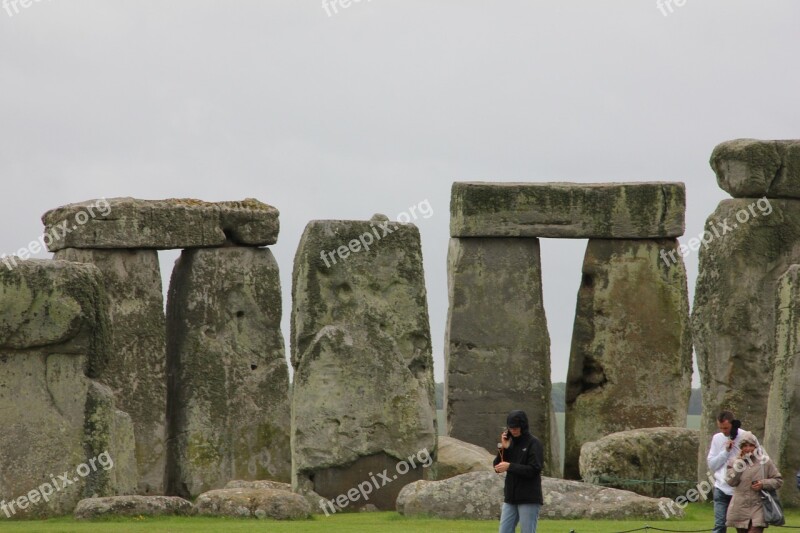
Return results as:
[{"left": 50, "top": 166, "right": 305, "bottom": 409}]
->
[{"left": 725, "top": 431, "right": 783, "bottom": 533}]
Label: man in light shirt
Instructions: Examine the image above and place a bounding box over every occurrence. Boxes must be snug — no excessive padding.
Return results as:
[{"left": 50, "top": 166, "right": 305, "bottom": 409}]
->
[{"left": 706, "top": 410, "right": 754, "bottom": 533}]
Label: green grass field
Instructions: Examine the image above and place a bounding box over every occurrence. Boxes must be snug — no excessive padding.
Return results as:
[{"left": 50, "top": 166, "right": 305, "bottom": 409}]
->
[
  {"left": 4, "top": 504, "right": 800, "bottom": 533},
  {"left": 4, "top": 414, "right": 711, "bottom": 532}
]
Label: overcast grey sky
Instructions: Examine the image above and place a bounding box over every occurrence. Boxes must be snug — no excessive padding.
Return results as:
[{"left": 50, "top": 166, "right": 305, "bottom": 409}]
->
[{"left": 2, "top": 1, "right": 799, "bottom": 387}]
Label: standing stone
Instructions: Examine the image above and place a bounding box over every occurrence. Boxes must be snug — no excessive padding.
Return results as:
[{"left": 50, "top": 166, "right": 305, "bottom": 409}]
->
[
  {"left": 55, "top": 249, "right": 166, "bottom": 494},
  {"left": 0, "top": 260, "right": 136, "bottom": 517},
  {"left": 445, "top": 237, "right": 557, "bottom": 476},
  {"left": 565, "top": 239, "right": 692, "bottom": 479},
  {"left": 291, "top": 218, "right": 437, "bottom": 511},
  {"left": 764, "top": 266, "right": 800, "bottom": 508},
  {"left": 692, "top": 198, "right": 800, "bottom": 481},
  {"left": 166, "top": 247, "right": 291, "bottom": 498}
]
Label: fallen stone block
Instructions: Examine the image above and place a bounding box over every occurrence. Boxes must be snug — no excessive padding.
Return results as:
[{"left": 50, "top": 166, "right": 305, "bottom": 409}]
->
[
  {"left": 450, "top": 182, "right": 685, "bottom": 238},
  {"left": 225, "top": 480, "right": 292, "bottom": 491},
  {"left": 579, "top": 427, "right": 699, "bottom": 499},
  {"left": 396, "top": 471, "right": 683, "bottom": 520},
  {"left": 74, "top": 495, "right": 193, "bottom": 519},
  {"left": 434, "top": 436, "right": 494, "bottom": 480},
  {"left": 194, "top": 488, "right": 311, "bottom": 519},
  {"left": 224, "top": 480, "right": 324, "bottom": 513}
]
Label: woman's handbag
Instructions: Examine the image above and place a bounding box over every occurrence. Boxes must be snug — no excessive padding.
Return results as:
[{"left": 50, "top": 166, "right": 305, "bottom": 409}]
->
[
  {"left": 760, "top": 463, "right": 785, "bottom": 526},
  {"left": 760, "top": 488, "right": 785, "bottom": 526}
]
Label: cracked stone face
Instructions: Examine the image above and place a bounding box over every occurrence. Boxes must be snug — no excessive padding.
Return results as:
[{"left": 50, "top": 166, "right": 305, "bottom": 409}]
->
[
  {"left": 291, "top": 220, "right": 436, "bottom": 509},
  {"left": 0, "top": 259, "right": 136, "bottom": 517}
]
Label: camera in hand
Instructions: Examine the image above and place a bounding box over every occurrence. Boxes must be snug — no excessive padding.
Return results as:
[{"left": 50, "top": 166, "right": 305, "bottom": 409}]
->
[{"left": 730, "top": 419, "right": 741, "bottom": 441}]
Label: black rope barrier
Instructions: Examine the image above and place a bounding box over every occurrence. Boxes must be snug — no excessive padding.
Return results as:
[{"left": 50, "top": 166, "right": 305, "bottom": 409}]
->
[{"left": 568, "top": 522, "right": 800, "bottom": 533}]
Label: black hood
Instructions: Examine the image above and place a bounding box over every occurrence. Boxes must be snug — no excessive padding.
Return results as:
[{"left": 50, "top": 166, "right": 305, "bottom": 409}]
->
[{"left": 506, "top": 410, "right": 530, "bottom": 435}]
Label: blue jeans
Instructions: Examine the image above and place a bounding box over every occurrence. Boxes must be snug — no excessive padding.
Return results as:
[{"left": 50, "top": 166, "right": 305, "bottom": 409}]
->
[
  {"left": 499, "top": 502, "right": 541, "bottom": 533},
  {"left": 714, "top": 487, "right": 732, "bottom": 533}
]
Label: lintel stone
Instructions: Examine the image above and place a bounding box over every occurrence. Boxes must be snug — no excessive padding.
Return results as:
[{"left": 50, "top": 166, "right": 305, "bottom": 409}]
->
[
  {"left": 710, "top": 139, "right": 800, "bottom": 198},
  {"left": 450, "top": 182, "right": 685, "bottom": 238},
  {"left": 41, "top": 197, "right": 279, "bottom": 251}
]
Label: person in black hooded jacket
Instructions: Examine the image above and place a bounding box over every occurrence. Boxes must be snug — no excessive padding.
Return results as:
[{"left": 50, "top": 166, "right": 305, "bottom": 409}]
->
[{"left": 493, "top": 410, "right": 544, "bottom": 533}]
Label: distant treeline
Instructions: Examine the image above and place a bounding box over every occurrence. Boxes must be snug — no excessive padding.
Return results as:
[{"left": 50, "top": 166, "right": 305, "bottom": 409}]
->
[{"left": 435, "top": 382, "right": 702, "bottom": 415}]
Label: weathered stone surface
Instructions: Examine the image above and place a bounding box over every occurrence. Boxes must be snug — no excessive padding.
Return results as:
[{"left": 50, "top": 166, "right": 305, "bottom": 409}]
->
[
  {"left": 540, "top": 477, "right": 684, "bottom": 520},
  {"left": 225, "top": 480, "right": 292, "bottom": 491},
  {"left": 579, "top": 427, "right": 699, "bottom": 499},
  {"left": 55, "top": 249, "right": 166, "bottom": 494},
  {"left": 0, "top": 259, "right": 109, "bottom": 360},
  {"left": 565, "top": 239, "right": 692, "bottom": 479},
  {"left": 42, "top": 197, "right": 279, "bottom": 251},
  {"left": 166, "top": 247, "right": 291, "bottom": 498},
  {"left": 84, "top": 382, "right": 138, "bottom": 498},
  {"left": 397, "top": 471, "right": 683, "bottom": 520},
  {"left": 549, "top": 403, "right": 561, "bottom": 477},
  {"left": 434, "top": 436, "right": 494, "bottom": 480},
  {"left": 445, "top": 238, "right": 555, "bottom": 476},
  {"left": 711, "top": 139, "right": 800, "bottom": 198},
  {"left": 397, "top": 471, "right": 503, "bottom": 520},
  {"left": 291, "top": 219, "right": 437, "bottom": 510},
  {"left": 692, "top": 198, "right": 799, "bottom": 481},
  {"left": 450, "top": 182, "right": 686, "bottom": 238},
  {"left": 74, "top": 495, "right": 193, "bottom": 519},
  {"left": 194, "top": 488, "right": 311, "bottom": 519},
  {"left": 764, "top": 265, "right": 800, "bottom": 508},
  {"left": 224, "top": 480, "right": 324, "bottom": 513},
  {"left": 0, "top": 260, "right": 135, "bottom": 518}
]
